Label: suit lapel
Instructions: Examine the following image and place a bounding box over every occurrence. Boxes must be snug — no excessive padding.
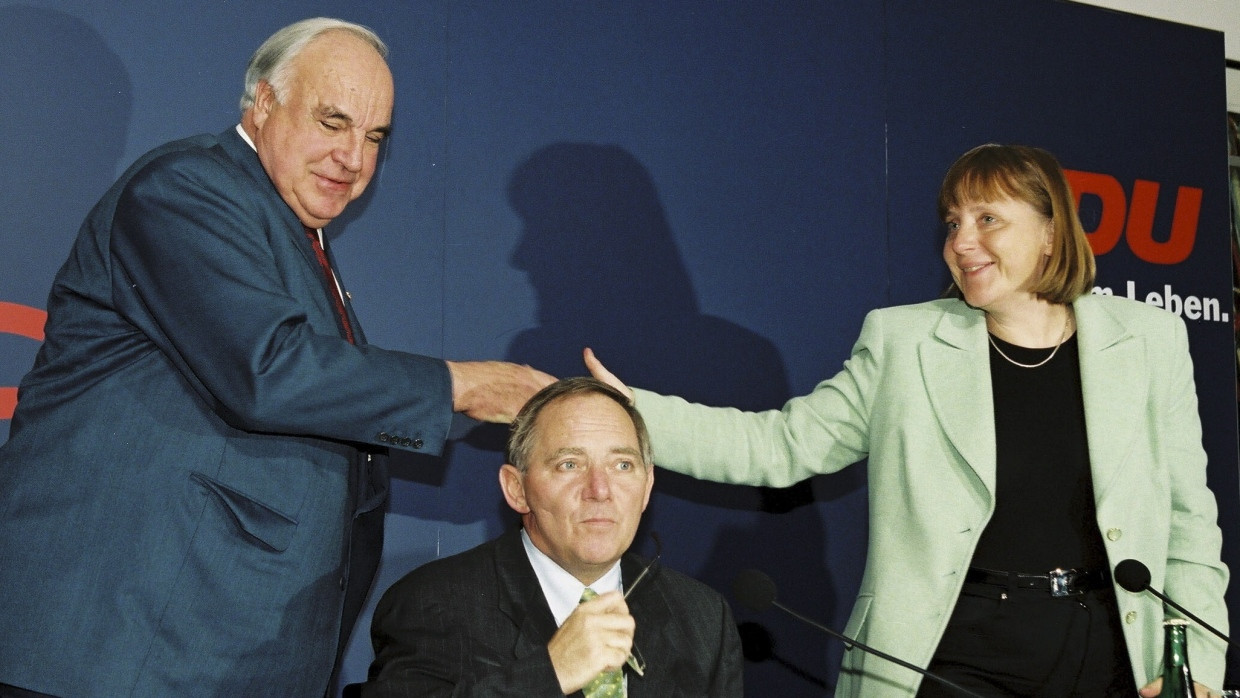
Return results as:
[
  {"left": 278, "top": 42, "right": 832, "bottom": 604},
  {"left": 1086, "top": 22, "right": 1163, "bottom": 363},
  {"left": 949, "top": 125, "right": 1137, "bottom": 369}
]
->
[
  {"left": 493, "top": 535, "right": 677, "bottom": 696},
  {"left": 919, "top": 297, "right": 1145, "bottom": 504},
  {"left": 493, "top": 531, "right": 562, "bottom": 661},
  {"left": 1073, "top": 296, "right": 1144, "bottom": 499},
  {"left": 217, "top": 128, "right": 325, "bottom": 284},
  {"left": 622, "top": 553, "right": 678, "bottom": 697},
  {"left": 921, "top": 303, "right": 997, "bottom": 494},
  {"left": 217, "top": 127, "right": 361, "bottom": 344}
]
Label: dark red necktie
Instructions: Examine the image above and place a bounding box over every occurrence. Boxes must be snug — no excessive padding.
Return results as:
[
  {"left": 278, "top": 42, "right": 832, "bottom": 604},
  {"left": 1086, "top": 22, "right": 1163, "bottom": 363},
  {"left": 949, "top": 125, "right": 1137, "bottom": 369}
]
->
[{"left": 303, "top": 226, "right": 355, "bottom": 344}]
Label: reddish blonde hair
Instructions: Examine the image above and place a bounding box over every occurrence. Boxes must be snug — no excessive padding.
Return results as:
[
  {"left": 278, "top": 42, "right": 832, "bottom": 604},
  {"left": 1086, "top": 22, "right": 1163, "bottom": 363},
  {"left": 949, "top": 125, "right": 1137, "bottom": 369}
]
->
[{"left": 938, "top": 144, "right": 1095, "bottom": 303}]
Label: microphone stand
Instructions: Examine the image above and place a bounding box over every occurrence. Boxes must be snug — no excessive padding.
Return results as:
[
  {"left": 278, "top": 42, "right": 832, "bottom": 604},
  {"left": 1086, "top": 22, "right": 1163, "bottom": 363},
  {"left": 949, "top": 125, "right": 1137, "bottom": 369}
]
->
[
  {"left": 1116, "top": 559, "right": 1235, "bottom": 650},
  {"left": 1143, "top": 588, "right": 1236, "bottom": 650},
  {"left": 770, "top": 600, "right": 986, "bottom": 698}
]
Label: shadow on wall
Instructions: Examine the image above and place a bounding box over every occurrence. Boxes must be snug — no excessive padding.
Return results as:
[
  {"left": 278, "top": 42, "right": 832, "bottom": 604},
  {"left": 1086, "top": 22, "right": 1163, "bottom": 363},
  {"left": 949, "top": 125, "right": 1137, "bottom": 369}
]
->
[
  {"left": 502, "top": 142, "right": 844, "bottom": 694},
  {"left": 504, "top": 142, "right": 804, "bottom": 502},
  {"left": 0, "top": 5, "right": 132, "bottom": 442}
]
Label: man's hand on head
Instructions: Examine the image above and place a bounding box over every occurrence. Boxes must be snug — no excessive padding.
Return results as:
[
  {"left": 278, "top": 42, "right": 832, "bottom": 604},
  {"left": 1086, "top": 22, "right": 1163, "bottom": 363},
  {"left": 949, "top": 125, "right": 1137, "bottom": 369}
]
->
[{"left": 446, "top": 360, "right": 555, "bottom": 423}]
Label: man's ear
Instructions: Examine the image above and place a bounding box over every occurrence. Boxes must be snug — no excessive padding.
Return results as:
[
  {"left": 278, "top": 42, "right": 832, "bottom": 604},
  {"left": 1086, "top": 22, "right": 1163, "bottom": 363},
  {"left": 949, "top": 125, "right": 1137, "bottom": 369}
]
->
[
  {"left": 499, "top": 464, "right": 529, "bottom": 514},
  {"left": 250, "top": 80, "right": 277, "bottom": 129}
]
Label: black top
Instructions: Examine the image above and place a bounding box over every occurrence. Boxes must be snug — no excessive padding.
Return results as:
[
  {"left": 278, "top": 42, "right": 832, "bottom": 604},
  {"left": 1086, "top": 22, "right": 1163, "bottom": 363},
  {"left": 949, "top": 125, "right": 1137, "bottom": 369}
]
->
[{"left": 969, "top": 333, "right": 1109, "bottom": 573}]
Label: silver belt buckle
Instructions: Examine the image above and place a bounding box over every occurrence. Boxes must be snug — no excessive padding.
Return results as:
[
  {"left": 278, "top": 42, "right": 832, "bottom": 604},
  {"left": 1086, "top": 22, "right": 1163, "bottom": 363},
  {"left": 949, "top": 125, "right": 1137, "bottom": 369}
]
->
[{"left": 1048, "top": 568, "right": 1076, "bottom": 597}]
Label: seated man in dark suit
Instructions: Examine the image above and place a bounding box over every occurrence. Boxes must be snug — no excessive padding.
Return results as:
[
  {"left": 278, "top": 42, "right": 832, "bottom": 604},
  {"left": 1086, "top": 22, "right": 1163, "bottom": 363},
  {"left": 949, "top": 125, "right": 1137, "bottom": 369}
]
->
[{"left": 359, "top": 376, "right": 742, "bottom": 696}]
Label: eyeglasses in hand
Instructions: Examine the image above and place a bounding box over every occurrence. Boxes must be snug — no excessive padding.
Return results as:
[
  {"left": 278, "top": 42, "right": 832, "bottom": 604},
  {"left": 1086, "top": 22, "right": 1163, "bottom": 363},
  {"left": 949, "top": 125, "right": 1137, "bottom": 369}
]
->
[{"left": 621, "top": 532, "right": 662, "bottom": 677}]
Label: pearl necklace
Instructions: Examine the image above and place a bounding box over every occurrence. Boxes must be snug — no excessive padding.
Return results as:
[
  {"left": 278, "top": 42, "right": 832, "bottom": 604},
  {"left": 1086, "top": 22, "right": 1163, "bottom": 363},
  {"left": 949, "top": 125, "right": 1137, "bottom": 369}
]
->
[{"left": 988, "top": 313, "right": 1071, "bottom": 369}]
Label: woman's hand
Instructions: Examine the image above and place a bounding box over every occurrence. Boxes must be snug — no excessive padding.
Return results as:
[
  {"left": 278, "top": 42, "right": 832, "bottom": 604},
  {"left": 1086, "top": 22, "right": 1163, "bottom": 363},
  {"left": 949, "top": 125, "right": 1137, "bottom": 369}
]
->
[
  {"left": 1138, "top": 677, "right": 1220, "bottom": 698},
  {"left": 583, "top": 348, "right": 634, "bottom": 402}
]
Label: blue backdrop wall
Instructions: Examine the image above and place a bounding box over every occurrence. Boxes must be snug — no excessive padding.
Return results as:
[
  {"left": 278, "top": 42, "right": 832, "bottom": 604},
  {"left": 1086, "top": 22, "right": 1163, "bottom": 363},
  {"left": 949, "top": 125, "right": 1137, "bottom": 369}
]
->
[{"left": 1, "top": 1, "right": 1235, "bottom": 694}]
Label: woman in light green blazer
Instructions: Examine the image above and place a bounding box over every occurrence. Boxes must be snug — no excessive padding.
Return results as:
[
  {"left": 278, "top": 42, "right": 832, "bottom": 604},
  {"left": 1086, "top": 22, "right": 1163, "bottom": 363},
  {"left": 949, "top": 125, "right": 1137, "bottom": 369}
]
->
[{"left": 586, "top": 144, "right": 1227, "bottom": 697}]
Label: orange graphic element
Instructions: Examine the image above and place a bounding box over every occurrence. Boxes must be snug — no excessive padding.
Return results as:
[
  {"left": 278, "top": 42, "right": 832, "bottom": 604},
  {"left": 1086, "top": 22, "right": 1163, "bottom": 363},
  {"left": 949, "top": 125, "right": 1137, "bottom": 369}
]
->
[
  {"left": 0, "top": 389, "right": 15, "bottom": 419},
  {"left": 1066, "top": 169, "right": 1202, "bottom": 265},
  {"left": 1125, "top": 181, "right": 1200, "bottom": 266},
  {"left": 1, "top": 301, "right": 47, "bottom": 419},
  {"left": 1065, "top": 170, "right": 1127, "bottom": 256}
]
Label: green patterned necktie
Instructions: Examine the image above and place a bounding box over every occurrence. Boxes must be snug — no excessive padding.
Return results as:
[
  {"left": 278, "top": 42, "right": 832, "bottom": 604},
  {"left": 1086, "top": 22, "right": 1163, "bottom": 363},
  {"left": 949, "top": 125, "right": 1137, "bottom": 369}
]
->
[{"left": 579, "top": 588, "right": 626, "bottom": 698}]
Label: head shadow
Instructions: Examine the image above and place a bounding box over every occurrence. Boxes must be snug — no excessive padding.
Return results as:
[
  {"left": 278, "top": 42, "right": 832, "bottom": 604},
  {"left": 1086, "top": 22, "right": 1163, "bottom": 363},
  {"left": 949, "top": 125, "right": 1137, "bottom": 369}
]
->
[
  {"left": 0, "top": 5, "right": 132, "bottom": 300},
  {"left": 501, "top": 141, "right": 841, "bottom": 691},
  {"left": 0, "top": 6, "right": 132, "bottom": 442}
]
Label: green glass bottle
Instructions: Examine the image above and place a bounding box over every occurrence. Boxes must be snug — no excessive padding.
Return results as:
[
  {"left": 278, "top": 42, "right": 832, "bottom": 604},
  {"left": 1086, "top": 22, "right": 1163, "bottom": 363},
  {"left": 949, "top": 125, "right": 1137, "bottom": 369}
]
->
[{"left": 1160, "top": 619, "right": 1195, "bottom": 697}]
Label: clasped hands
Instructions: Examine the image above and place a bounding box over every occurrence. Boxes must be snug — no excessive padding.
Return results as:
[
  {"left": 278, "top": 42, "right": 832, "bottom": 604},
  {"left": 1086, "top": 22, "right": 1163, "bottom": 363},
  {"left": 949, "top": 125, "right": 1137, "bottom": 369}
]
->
[{"left": 547, "top": 590, "right": 635, "bottom": 694}]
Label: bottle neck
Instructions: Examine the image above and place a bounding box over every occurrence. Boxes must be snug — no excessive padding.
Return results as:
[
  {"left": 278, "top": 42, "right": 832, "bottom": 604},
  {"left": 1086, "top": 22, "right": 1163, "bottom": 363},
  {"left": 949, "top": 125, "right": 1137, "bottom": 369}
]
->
[{"left": 1162, "top": 621, "right": 1195, "bottom": 696}]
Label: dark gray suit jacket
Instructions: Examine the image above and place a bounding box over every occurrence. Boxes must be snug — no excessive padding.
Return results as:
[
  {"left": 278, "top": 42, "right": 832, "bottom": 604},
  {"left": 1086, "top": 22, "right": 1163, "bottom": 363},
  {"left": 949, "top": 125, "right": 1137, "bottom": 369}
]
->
[
  {"left": 0, "top": 128, "right": 453, "bottom": 697},
  {"left": 359, "top": 529, "right": 743, "bottom": 697}
]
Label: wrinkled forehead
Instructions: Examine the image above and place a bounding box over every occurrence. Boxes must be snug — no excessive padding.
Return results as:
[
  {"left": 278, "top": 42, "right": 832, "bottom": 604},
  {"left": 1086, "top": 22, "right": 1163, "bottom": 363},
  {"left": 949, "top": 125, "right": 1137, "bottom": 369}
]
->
[{"left": 291, "top": 33, "right": 393, "bottom": 99}]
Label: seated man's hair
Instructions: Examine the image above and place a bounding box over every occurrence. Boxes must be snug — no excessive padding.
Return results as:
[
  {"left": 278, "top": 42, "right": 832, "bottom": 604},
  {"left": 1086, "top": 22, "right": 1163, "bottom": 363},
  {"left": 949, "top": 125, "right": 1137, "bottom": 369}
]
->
[{"left": 506, "top": 376, "right": 652, "bottom": 471}]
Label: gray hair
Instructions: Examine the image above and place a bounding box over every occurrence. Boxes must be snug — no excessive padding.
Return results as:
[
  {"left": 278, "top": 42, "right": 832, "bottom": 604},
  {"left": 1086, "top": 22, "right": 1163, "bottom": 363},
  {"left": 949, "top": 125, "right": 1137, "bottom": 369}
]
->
[
  {"left": 239, "top": 17, "right": 388, "bottom": 112},
  {"left": 506, "top": 377, "right": 653, "bottom": 473}
]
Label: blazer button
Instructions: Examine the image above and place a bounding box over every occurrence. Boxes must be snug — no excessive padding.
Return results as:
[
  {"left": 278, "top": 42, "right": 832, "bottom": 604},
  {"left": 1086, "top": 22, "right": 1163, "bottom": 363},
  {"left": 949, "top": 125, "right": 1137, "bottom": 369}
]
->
[
  {"left": 1106, "top": 528, "right": 1122, "bottom": 542},
  {"left": 412, "top": 438, "right": 423, "bottom": 449},
  {"left": 400, "top": 437, "right": 412, "bottom": 447},
  {"left": 1125, "top": 611, "right": 1137, "bottom": 624},
  {"left": 377, "top": 432, "right": 390, "bottom": 443}
]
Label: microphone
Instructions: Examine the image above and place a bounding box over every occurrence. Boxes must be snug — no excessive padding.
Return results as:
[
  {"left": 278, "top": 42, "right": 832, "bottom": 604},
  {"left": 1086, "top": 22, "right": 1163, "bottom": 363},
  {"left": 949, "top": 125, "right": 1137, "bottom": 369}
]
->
[
  {"left": 732, "top": 569, "right": 985, "bottom": 698},
  {"left": 1114, "top": 559, "right": 1235, "bottom": 649}
]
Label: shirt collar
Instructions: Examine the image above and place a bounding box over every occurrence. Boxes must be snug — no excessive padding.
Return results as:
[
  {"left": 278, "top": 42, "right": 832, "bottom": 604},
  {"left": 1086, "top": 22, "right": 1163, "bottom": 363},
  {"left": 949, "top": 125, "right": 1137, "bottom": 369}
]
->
[
  {"left": 235, "top": 123, "right": 256, "bottom": 151},
  {"left": 520, "top": 528, "right": 622, "bottom": 626}
]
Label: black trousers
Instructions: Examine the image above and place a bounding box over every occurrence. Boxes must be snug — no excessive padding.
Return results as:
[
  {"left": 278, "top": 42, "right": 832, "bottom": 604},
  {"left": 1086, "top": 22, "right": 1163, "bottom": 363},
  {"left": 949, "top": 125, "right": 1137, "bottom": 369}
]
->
[{"left": 916, "top": 580, "right": 1136, "bottom": 697}]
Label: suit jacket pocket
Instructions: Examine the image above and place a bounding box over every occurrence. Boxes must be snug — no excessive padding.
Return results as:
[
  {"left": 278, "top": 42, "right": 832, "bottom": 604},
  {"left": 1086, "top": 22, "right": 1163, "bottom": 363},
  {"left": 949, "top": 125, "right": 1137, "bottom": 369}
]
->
[
  {"left": 191, "top": 467, "right": 305, "bottom": 552},
  {"left": 190, "top": 437, "right": 323, "bottom": 551}
]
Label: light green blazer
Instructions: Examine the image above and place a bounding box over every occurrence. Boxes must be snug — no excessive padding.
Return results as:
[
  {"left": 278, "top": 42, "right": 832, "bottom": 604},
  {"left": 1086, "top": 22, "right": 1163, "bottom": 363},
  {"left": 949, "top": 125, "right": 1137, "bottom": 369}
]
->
[{"left": 635, "top": 294, "right": 1228, "bottom": 695}]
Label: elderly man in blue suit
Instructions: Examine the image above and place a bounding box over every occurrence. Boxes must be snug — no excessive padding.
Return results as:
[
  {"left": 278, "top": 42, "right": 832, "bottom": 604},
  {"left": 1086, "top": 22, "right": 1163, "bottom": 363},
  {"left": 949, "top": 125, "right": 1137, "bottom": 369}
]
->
[{"left": 0, "top": 17, "right": 551, "bottom": 698}]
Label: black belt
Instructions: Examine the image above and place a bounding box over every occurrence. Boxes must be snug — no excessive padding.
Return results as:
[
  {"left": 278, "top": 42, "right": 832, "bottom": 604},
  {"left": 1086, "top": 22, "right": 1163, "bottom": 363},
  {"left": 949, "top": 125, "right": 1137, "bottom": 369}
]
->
[{"left": 965, "top": 566, "right": 1112, "bottom": 597}]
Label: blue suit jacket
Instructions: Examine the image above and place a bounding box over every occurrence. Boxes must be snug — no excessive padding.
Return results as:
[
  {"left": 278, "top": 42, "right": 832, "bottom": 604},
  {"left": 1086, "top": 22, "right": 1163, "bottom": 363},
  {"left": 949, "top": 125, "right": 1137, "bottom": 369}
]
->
[
  {"left": 358, "top": 528, "right": 743, "bottom": 697},
  {"left": 0, "top": 128, "right": 453, "bottom": 697}
]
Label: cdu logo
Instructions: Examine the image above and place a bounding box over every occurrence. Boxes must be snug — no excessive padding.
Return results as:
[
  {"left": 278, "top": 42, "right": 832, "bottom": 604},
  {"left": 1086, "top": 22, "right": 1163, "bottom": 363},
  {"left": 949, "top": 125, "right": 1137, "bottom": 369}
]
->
[
  {"left": 0, "top": 302, "right": 46, "bottom": 419},
  {"left": 1066, "top": 169, "right": 1202, "bottom": 265}
]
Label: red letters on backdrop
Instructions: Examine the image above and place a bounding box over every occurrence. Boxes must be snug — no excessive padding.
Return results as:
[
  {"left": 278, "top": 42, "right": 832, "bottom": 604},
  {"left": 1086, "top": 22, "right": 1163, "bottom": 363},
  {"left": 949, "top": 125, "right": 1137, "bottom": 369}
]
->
[{"left": 1065, "top": 169, "right": 1202, "bottom": 265}]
